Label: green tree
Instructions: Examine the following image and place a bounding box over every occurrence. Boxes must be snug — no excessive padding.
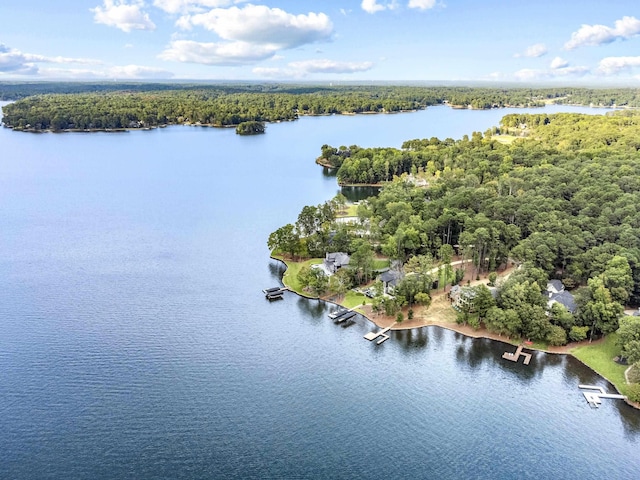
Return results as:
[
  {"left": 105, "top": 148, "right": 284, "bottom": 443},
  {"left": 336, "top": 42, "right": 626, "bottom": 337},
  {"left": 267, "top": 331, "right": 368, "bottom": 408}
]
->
[
  {"left": 267, "top": 224, "right": 301, "bottom": 258},
  {"left": 581, "top": 276, "right": 623, "bottom": 340},
  {"left": 617, "top": 316, "right": 640, "bottom": 364}
]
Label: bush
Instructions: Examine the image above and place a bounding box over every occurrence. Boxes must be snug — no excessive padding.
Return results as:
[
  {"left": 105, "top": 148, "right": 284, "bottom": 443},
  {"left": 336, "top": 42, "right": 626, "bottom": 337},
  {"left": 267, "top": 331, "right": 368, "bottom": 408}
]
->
[
  {"left": 628, "top": 363, "right": 640, "bottom": 384},
  {"left": 626, "top": 383, "right": 640, "bottom": 403},
  {"left": 468, "top": 316, "right": 480, "bottom": 330},
  {"left": 569, "top": 325, "right": 589, "bottom": 343},
  {"left": 488, "top": 272, "right": 497, "bottom": 286},
  {"left": 408, "top": 308, "right": 414, "bottom": 320},
  {"left": 396, "top": 312, "right": 404, "bottom": 323},
  {"left": 547, "top": 325, "right": 568, "bottom": 346}
]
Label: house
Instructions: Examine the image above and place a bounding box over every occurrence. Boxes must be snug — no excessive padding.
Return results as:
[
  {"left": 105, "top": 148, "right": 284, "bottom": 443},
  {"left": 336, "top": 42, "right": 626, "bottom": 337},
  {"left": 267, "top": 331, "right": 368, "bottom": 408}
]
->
[
  {"left": 449, "top": 285, "right": 477, "bottom": 311},
  {"left": 547, "top": 280, "right": 564, "bottom": 295},
  {"left": 546, "top": 281, "right": 577, "bottom": 314},
  {"left": 324, "top": 252, "right": 350, "bottom": 274},
  {"left": 380, "top": 270, "right": 401, "bottom": 295}
]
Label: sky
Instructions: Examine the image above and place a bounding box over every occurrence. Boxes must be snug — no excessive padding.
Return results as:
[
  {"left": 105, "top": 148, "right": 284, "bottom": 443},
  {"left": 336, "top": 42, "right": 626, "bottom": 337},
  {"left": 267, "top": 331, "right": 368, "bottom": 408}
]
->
[{"left": 1, "top": 0, "right": 640, "bottom": 84}]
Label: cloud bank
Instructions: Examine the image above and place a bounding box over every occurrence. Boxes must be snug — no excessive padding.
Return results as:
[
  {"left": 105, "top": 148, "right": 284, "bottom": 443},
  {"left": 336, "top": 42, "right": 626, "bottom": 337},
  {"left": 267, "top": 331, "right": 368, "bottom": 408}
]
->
[
  {"left": 92, "top": 0, "right": 156, "bottom": 32},
  {"left": 565, "top": 16, "right": 640, "bottom": 50}
]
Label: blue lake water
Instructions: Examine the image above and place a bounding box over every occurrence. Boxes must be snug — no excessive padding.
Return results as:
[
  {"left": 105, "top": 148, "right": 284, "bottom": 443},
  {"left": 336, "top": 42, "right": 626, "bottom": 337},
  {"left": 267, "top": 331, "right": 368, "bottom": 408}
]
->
[{"left": 1, "top": 102, "right": 639, "bottom": 479}]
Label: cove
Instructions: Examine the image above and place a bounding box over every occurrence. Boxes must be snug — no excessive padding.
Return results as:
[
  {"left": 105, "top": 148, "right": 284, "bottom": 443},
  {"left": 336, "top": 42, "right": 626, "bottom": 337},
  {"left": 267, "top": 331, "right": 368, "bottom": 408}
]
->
[{"left": 1, "top": 102, "right": 639, "bottom": 479}]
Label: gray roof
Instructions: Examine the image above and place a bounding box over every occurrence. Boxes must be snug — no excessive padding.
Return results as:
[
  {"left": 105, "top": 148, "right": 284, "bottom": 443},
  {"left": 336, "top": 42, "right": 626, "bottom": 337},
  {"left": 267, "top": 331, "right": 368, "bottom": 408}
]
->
[
  {"left": 547, "top": 280, "right": 564, "bottom": 293},
  {"left": 325, "top": 252, "right": 350, "bottom": 267},
  {"left": 550, "top": 291, "right": 577, "bottom": 313},
  {"left": 380, "top": 270, "right": 401, "bottom": 285}
]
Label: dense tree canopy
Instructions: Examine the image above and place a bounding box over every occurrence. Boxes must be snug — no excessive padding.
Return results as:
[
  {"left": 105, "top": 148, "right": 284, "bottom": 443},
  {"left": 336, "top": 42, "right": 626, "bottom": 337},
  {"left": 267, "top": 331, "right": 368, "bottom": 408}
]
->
[{"left": 4, "top": 83, "right": 640, "bottom": 132}]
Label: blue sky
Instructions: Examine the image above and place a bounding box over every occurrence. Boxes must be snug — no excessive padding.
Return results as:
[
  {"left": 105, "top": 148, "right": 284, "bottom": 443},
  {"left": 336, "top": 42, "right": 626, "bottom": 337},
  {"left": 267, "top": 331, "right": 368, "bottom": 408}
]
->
[{"left": 1, "top": 0, "right": 640, "bottom": 83}]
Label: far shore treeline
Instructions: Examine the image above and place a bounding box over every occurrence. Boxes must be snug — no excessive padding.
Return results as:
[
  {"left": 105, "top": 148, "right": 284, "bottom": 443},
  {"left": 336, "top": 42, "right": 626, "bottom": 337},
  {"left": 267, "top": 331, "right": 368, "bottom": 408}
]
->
[{"left": 2, "top": 82, "right": 640, "bottom": 132}]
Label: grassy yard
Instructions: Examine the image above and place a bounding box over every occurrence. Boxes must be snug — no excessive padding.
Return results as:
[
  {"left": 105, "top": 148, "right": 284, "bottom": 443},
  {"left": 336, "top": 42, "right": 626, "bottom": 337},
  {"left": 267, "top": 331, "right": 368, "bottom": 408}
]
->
[
  {"left": 493, "top": 134, "right": 518, "bottom": 145},
  {"left": 273, "top": 255, "right": 323, "bottom": 296},
  {"left": 337, "top": 204, "right": 359, "bottom": 217},
  {"left": 342, "top": 290, "right": 369, "bottom": 310},
  {"left": 571, "top": 333, "right": 629, "bottom": 395},
  {"left": 373, "top": 258, "right": 390, "bottom": 270}
]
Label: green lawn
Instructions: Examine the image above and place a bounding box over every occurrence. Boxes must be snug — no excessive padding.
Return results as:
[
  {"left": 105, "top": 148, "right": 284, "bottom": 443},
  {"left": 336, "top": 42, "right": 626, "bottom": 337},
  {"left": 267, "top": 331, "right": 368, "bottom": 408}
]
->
[
  {"left": 342, "top": 290, "right": 369, "bottom": 310},
  {"left": 337, "top": 204, "right": 359, "bottom": 217},
  {"left": 571, "top": 333, "right": 629, "bottom": 395},
  {"left": 273, "top": 255, "right": 323, "bottom": 296},
  {"left": 373, "top": 258, "right": 390, "bottom": 270}
]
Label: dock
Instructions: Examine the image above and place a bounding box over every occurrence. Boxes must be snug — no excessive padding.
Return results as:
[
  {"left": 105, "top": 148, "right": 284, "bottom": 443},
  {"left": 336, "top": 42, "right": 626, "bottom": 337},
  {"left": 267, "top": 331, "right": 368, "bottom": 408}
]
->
[
  {"left": 364, "top": 327, "right": 391, "bottom": 345},
  {"left": 501, "top": 345, "right": 532, "bottom": 365},
  {"left": 334, "top": 311, "right": 356, "bottom": 323},
  {"left": 578, "top": 385, "right": 626, "bottom": 408},
  {"left": 328, "top": 305, "right": 357, "bottom": 319},
  {"left": 263, "top": 286, "right": 287, "bottom": 300}
]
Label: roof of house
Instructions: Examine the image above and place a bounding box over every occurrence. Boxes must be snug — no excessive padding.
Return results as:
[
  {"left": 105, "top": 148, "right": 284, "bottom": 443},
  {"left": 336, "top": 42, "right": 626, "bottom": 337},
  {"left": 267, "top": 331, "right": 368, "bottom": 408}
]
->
[
  {"left": 325, "top": 252, "right": 350, "bottom": 267},
  {"left": 550, "top": 291, "right": 577, "bottom": 313},
  {"left": 380, "top": 270, "right": 401, "bottom": 285},
  {"left": 547, "top": 280, "right": 564, "bottom": 294}
]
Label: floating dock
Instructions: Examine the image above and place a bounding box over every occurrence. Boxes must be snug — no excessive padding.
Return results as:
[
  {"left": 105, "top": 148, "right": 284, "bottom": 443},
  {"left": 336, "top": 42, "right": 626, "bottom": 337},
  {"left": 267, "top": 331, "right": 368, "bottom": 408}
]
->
[
  {"left": 334, "top": 311, "right": 356, "bottom": 323},
  {"left": 263, "top": 287, "right": 286, "bottom": 300},
  {"left": 364, "top": 327, "right": 391, "bottom": 345},
  {"left": 502, "top": 345, "right": 532, "bottom": 365},
  {"left": 329, "top": 306, "right": 358, "bottom": 319},
  {"left": 578, "top": 385, "right": 626, "bottom": 408}
]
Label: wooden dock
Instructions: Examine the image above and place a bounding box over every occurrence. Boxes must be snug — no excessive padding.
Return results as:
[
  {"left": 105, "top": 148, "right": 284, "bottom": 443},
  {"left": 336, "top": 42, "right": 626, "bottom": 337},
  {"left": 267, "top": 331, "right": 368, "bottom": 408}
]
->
[
  {"left": 578, "top": 385, "right": 626, "bottom": 407},
  {"left": 364, "top": 327, "right": 391, "bottom": 345},
  {"left": 328, "top": 305, "right": 358, "bottom": 319},
  {"left": 334, "top": 311, "right": 356, "bottom": 323},
  {"left": 263, "top": 286, "right": 287, "bottom": 300},
  {"left": 502, "top": 345, "right": 532, "bottom": 365}
]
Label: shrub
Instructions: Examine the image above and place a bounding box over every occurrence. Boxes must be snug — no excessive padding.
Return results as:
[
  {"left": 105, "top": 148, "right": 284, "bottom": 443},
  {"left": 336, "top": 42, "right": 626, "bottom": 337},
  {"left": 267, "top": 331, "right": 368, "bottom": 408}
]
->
[
  {"left": 396, "top": 312, "right": 404, "bottom": 323},
  {"left": 626, "top": 383, "right": 640, "bottom": 403}
]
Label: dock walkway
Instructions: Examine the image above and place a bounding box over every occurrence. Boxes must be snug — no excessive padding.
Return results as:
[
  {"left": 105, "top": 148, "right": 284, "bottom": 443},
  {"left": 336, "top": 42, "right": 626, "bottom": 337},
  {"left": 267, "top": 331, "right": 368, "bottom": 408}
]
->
[
  {"left": 578, "top": 385, "right": 626, "bottom": 407},
  {"left": 364, "top": 326, "right": 392, "bottom": 345},
  {"left": 502, "top": 345, "right": 532, "bottom": 365}
]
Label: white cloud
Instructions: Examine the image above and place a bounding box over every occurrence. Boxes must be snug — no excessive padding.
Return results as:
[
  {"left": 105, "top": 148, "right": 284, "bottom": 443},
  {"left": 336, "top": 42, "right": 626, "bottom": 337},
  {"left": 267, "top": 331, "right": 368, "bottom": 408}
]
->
[
  {"left": 0, "top": 44, "right": 102, "bottom": 76},
  {"left": 159, "top": 39, "right": 278, "bottom": 65},
  {"left": 361, "top": 1, "right": 399, "bottom": 14},
  {"left": 513, "top": 62, "right": 589, "bottom": 81},
  {"left": 550, "top": 56, "right": 569, "bottom": 69},
  {"left": 597, "top": 56, "right": 640, "bottom": 75},
  {"left": 253, "top": 58, "right": 374, "bottom": 79},
  {"left": 361, "top": 0, "right": 385, "bottom": 13},
  {"left": 92, "top": 0, "right": 156, "bottom": 32},
  {"left": 152, "top": 0, "right": 244, "bottom": 14},
  {"left": 514, "top": 43, "right": 548, "bottom": 58},
  {"left": 288, "top": 59, "right": 374, "bottom": 74},
  {"left": 565, "top": 16, "right": 640, "bottom": 50},
  {"left": 179, "top": 5, "right": 333, "bottom": 49},
  {"left": 513, "top": 68, "right": 548, "bottom": 81},
  {"left": 39, "top": 64, "right": 173, "bottom": 79},
  {"left": 408, "top": 0, "right": 437, "bottom": 10}
]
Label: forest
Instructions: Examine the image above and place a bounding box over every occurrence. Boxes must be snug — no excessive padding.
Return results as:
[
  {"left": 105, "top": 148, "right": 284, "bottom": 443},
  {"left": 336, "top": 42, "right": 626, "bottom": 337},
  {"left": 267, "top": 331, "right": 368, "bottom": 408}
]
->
[
  {"left": 3, "top": 83, "right": 640, "bottom": 131},
  {"left": 269, "top": 110, "right": 640, "bottom": 392}
]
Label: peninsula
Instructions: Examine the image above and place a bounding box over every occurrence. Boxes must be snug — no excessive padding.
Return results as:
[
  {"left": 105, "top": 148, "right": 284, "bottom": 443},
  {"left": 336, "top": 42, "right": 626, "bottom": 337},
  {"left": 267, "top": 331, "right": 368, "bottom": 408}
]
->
[{"left": 268, "top": 110, "right": 640, "bottom": 407}]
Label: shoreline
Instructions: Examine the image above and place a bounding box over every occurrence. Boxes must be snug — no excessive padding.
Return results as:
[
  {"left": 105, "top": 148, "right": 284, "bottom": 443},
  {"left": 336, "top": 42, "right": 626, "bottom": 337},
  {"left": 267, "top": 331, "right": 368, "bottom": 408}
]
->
[
  {"left": 3, "top": 101, "right": 617, "bottom": 135},
  {"left": 271, "top": 255, "right": 640, "bottom": 410}
]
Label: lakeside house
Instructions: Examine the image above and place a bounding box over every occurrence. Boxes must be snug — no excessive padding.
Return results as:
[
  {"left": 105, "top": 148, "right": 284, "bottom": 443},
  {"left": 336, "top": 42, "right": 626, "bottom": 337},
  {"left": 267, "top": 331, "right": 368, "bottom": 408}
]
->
[
  {"left": 546, "top": 280, "right": 577, "bottom": 313},
  {"left": 379, "top": 269, "right": 402, "bottom": 295},
  {"left": 324, "top": 252, "right": 350, "bottom": 274},
  {"left": 449, "top": 284, "right": 498, "bottom": 311}
]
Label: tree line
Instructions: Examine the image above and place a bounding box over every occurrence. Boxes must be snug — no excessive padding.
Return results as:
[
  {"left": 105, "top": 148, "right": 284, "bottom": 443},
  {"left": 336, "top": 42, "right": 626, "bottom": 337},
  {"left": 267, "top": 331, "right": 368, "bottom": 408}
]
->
[{"left": 3, "top": 83, "right": 640, "bottom": 132}]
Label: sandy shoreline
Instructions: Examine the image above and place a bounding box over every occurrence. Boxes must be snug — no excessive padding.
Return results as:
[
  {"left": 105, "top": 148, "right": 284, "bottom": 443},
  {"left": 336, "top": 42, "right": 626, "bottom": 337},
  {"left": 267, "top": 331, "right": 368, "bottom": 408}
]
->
[{"left": 273, "top": 255, "right": 639, "bottom": 409}]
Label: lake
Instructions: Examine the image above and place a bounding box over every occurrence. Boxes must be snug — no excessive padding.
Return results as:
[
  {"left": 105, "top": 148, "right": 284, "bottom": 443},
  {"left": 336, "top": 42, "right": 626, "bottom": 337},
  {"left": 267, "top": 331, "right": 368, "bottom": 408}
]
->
[{"left": 1, "top": 102, "right": 639, "bottom": 479}]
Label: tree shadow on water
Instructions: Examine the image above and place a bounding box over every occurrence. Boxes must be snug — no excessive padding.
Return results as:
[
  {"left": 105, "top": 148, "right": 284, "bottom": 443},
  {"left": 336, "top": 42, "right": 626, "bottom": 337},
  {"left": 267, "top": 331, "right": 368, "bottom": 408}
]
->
[{"left": 393, "top": 328, "right": 428, "bottom": 352}]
